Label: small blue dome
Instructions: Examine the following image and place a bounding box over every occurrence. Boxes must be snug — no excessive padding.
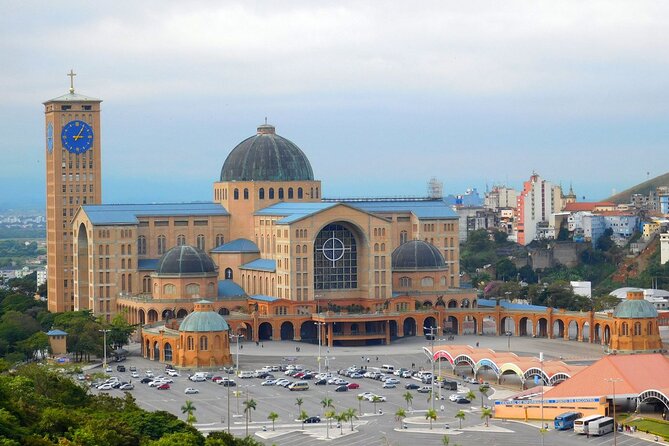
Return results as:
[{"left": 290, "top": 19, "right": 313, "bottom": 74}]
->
[
  {"left": 613, "top": 299, "right": 658, "bottom": 319},
  {"left": 180, "top": 303, "right": 230, "bottom": 332}
]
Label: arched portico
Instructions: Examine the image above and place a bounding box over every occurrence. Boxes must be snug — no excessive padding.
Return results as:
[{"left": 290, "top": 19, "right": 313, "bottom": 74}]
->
[
  {"left": 403, "top": 317, "right": 416, "bottom": 337},
  {"left": 280, "top": 321, "right": 294, "bottom": 340},
  {"left": 258, "top": 322, "right": 273, "bottom": 340}
]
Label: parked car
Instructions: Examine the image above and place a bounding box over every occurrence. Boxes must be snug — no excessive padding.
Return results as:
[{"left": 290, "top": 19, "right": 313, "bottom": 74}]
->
[
  {"left": 314, "top": 378, "right": 327, "bottom": 385},
  {"left": 382, "top": 382, "right": 397, "bottom": 389},
  {"left": 364, "top": 394, "right": 386, "bottom": 402},
  {"left": 219, "top": 379, "right": 237, "bottom": 387},
  {"left": 405, "top": 383, "right": 420, "bottom": 390},
  {"left": 131, "top": 372, "right": 140, "bottom": 378},
  {"left": 129, "top": 366, "right": 137, "bottom": 372},
  {"left": 119, "top": 383, "right": 134, "bottom": 390},
  {"left": 157, "top": 383, "right": 170, "bottom": 390},
  {"left": 448, "top": 394, "right": 461, "bottom": 402},
  {"left": 335, "top": 385, "right": 348, "bottom": 392},
  {"left": 384, "top": 378, "right": 400, "bottom": 385},
  {"left": 105, "top": 366, "right": 113, "bottom": 373},
  {"left": 304, "top": 416, "right": 321, "bottom": 424},
  {"left": 417, "top": 386, "right": 432, "bottom": 393},
  {"left": 166, "top": 369, "right": 180, "bottom": 377},
  {"left": 116, "top": 365, "right": 126, "bottom": 372},
  {"left": 455, "top": 397, "right": 471, "bottom": 404},
  {"left": 140, "top": 377, "right": 153, "bottom": 384},
  {"left": 97, "top": 383, "right": 113, "bottom": 391},
  {"left": 347, "top": 383, "right": 360, "bottom": 390},
  {"left": 184, "top": 388, "right": 199, "bottom": 394}
]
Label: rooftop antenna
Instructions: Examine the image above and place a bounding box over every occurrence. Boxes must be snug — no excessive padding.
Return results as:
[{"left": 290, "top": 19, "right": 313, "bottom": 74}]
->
[{"left": 264, "top": 117, "right": 268, "bottom": 125}]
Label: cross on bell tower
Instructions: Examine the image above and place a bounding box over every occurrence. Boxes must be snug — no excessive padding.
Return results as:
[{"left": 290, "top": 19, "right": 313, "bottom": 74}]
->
[{"left": 67, "top": 69, "right": 76, "bottom": 93}]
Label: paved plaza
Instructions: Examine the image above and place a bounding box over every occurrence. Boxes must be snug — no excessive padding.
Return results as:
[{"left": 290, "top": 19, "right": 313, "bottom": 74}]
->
[{"left": 94, "top": 334, "right": 664, "bottom": 445}]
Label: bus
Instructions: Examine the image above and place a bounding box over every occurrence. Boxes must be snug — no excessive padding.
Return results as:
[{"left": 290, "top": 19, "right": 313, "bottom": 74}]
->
[
  {"left": 553, "top": 412, "right": 583, "bottom": 430},
  {"left": 589, "top": 417, "right": 614, "bottom": 436},
  {"left": 574, "top": 414, "right": 605, "bottom": 434}
]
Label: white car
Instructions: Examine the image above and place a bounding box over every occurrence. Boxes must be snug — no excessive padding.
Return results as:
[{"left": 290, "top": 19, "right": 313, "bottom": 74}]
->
[
  {"left": 131, "top": 372, "right": 140, "bottom": 378},
  {"left": 382, "top": 382, "right": 397, "bottom": 389},
  {"left": 184, "top": 388, "right": 199, "bottom": 394},
  {"left": 145, "top": 370, "right": 154, "bottom": 377},
  {"left": 189, "top": 375, "right": 206, "bottom": 382},
  {"left": 384, "top": 378, "right": 400, "bottom": 385},
  {"left": 365, "top": 394, "right": 386, "bottom": 402},
  {"left": 105, "top": 366, "right": 113, "bottom": 373},
  {"left": 358, "top": 392, "right": 374, "bottom": 399},
  {"left": 97, "top": 383, "right": 114, "bottom": 390},
  {"left": 166, "top": 370, "right": 180, "bottom": 377},
  {"left": 148, "top": 380, "right": 169, "bottom": 387},
  {"left": 119, "top": 383, "right": 134, "bottom": 390},
  {"left": 261, "top": 379, "right": 276, "bottom": 386},
  {"left": 449, "top": 394, "right": 461, "bottom": 402}
]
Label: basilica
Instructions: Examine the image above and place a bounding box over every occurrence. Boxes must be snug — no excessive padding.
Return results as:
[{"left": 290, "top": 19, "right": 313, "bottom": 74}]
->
[{"left": 45, "top": 84, "right": 474, "bottom": 367}]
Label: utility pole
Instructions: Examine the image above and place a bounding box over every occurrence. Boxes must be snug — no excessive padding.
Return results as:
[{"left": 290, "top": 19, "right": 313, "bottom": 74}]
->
[
  {"left": 316, "top": 321, "right": 325, "bottom": 374},
  {"left": 230, "top": 333, "right": 244, "bottom": 375},
  {"left": 424, "top": 325, "right": 440, "bottom": 411},
  {"left": 99, "top": 329, "right": 110, "bottom": 369},
  {"left": 605, "top": 378, "right": 623, "bottom": 446}
]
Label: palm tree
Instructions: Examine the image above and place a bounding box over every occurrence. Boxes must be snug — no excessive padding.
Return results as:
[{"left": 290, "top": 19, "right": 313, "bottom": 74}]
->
[
  {"left": 267, "top": 411, "right": 279, "bottom": 431},
  {"left": 455, "top": 410, "right": 466, "bottom": 429},
  {"left": 442, "top": 435, "right": 450, "bottom": 446},
  {"left": 298, "top": 410, "right": 308, "bottom": 429},
  {"left": 357, "top": 395, "right": 364, "bottom": 413},
  {"left": 181, "top": 400, "right": 197, "bottom": 426},
  {"left": 295, "top": 397, "right": 304, "bottom": 413},
  {"left": 243, "top": 398, "right": 257, "bottom": 437},
  {"left": 466, "top": 390, "right": 476, "bottom": 404},
  {"left": 395, "top": 408, "right": 406, "bottom": 427},
  {"left": 345, "top": 408, "right": 358, "bottom": 431},
  {"left": 478, "top": 384, "right": 490, "bottom": 408},
  {"left": 336, "top": 412, "right": 347, "bottom": 435},
  {"left": 321, "top": 397, "right": 334, "bottom": 414},
  {"left": 481, "top": 407, "right": 493, "bottom": 427},
  {"left": 325, "top": 410, "right": 335, "bottom": 428},
  {"left": 403, "top": 391, "right": 414, "bottom": 409},
  {"left": 426, "top": 408, "right": 438, "bottom": 430},
  {"left": 371, "top": 395, "right": 383, "bottom": 414}
]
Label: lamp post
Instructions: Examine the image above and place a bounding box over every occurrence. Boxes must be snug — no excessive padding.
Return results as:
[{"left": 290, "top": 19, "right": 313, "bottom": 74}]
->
[
  {"left": 99, "top": 329, "right": 111, "bottom": 369},
  {"left": 324, "top": 355, "right": 333, "bottom": 439},
  {"left": 506, "top": 331, "right": 512, "bottom": 352},
  {"left": 230, "top": 333, "right": 244, "bottom": 375},
  {"left": 540, "top": 352, "right": 544, "bottom": 446},
  {"left": 227, "top": 377, "right": 231, "bottom": 433},
  {"left": 606, "top": 378, "right": 623, "bottom": 446},
  {"left": 316, "top": 321, "right": 326, "bottom": 374},
  {"left": 424, "top": 325, "right": 440, "bottom": 411}
]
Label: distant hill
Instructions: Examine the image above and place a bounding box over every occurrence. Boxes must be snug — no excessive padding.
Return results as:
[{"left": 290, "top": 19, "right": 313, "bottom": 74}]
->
[{"left": 605, "top": 171, "right": 669, "bottom": 204}]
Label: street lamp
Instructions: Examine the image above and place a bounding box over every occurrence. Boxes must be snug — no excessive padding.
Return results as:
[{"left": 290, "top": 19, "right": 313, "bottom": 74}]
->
[
  {"left": 424, "top": 325, "right": 440, "bottom": 411},
  {"left": 230, "top": 333, "right": 244, "bottom": 375},
  {"left": 99, "top": 329, "right": 111, "bottom": 369},
  {"left": 506, "top": 331, "right": 512, "bottom": 352},
  {"left": 323, "top": 355, "right": 333, "bottom": 439},
  {"left": 605, "top": 378, "right": 623, "bottom": 446},
  {"left": 539, "top": 351, "right": 545, "bottom": 446},
  {"left": 316, "top": 321, "right": 326, "bottom": 374}
]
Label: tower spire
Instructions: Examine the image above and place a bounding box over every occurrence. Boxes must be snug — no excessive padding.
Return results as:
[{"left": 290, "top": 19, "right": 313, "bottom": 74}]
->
[{"left": 67, "top": 69, "right": 76, "bottom": 93}]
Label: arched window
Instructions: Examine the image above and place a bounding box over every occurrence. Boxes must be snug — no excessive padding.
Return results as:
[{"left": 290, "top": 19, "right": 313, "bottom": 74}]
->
[
  {"left": 399, "top": 277, "right": 411, "bottom": 287},
  {"left": 288, "top": 188, "right": 294, "bottom": 199},
  {"left": 314, "top": 223, "right": 357, "bottom": 290},
  {"left": 269, "top": 188, "right": 275, "bottom": 199},
  {"left": 243, "top": 188, "right": 249, "bottom": 199},
  {"left": 634, "top": 322, "right": 642, "bottom": 336},
  {"left": 157, "top": 235, "right": 166, "bottom": 255},
  {"left": 374, "top": 243, "right": 379, "bottom": 252},
  {"left": 164, "top": 284, "right": 176, "bottom": 295},
  {"left": 186, "top": 283, "right": 200, "bottom": 296},
  {"left": 648, "top": 321, "right": 653, "bottom": 335},
  {"left": 137, "top": 235, "right": 146, "bottom": 255},
  {"left": 381, "top": 243, "right": 386, "bottom": 251},
  {"left": 177, "top": 234, "right": 186, "bottom": 246},
  {"left": 142, "top": 275, "right": 151, "bottom": 293},
  {"left": 296, "top": 245, "right": 301, "bottom": 254},
  {"left": 298, "top": 187, "right": 303, "bottom": 199},
  {"left": 278, "top": 188, "right": 284, "bottom": 199},
  {"left": 215, "top": 234, "right": 225, "bottom": 247},
  {"left": 315, "top": 187, "right": 319, "bottom": 198},
  {"left": 621, "top": 322, "right": 629, "bottom": 336},
  {"left": 259, "top": 188, "right": 265, "bottom": 199},
  {"left": 128, "top": 274, "right": 132, "bottom": 293},
  {"left": 225, "top": 268, "right": 233, "bottom": 280},
  {"left": 421, "top": 277, "right": 434, "bottom": 287},
  {"left": 121, "top": 274, "right": 126, "bottom": 292},
  {"left": 199, "top": 336, "right": 208, "bottom": 351},
  {"left": 164, "top": 343, "right": 173, "bottom": 361},
  {"left": 233, "top": 188, "right": 239, "bottom": 200},
  {"left": 208, "top": 282, "right": 215, "bottom": 295},
  {"left": 197, "top": 234, "right": 205, "bottom": 250},
  {"left": 400, "top": 230, "right": 408, "bottom": 244},
  {"left": 187, "top": 336, "right": 194, "bottom": 350}
]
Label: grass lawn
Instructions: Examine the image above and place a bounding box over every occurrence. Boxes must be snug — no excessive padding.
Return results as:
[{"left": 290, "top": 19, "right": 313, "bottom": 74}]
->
[{"left": 628, "top": 418, "right": 669, "bottom": 439}]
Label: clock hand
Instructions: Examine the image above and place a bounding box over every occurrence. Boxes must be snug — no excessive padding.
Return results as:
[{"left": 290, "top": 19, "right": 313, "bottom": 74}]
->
[{"left": 73, "top": 125, "right": 85, "bottom": 141}]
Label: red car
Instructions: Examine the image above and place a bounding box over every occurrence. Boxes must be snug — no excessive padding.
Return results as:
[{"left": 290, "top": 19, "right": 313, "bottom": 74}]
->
[
  {"left": 157, "top": 383, "right": 170, "bottom": 390},
  {"left": 212, "top": 376, "right": 223, "bottom": 383},
  {"left": 347, "top": 383, "right": 360, "bottom": 390}
]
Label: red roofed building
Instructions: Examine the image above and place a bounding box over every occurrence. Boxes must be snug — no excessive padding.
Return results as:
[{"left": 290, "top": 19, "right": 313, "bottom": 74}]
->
[{"left": 563, "top": 202, "right": 616, "bottom": 213}]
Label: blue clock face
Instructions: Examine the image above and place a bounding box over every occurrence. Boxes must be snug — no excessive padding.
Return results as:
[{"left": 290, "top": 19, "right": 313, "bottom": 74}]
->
[
  {"left": 46, "top": 122, "right": 54, "bottom": 153},
  {"left": 61, "top": 120, "right": 94, "bottom": 154}
]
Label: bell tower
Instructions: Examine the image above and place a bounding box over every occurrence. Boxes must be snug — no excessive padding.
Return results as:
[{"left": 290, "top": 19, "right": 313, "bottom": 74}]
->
[{"left": 44, "top": 71, "right": 102, "bottom": 312}]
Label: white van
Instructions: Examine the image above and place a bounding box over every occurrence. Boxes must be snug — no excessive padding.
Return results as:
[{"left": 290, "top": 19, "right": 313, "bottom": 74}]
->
[
  {"left": 238, "top": 370, "right": 254, "bottom": 379},
  {"left": 381, "top": 365, "right": 395, "bottom": 373},
  {"left": 288, "top": 381, "right": 309, "bottom": 391}
]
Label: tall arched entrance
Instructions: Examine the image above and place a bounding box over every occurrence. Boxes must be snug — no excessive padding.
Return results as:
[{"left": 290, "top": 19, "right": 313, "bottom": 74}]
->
[
  {"left": 403, "top": 317, "right": 416, "bottom": 337},
  {"left": 445, "top": 316, "right": 459, "bottom": 334},
  {"left": 76, "top": 223, "right": 90, "bottom": 308},
  {"left": 300, "top": 321, "right": 317, "bottom": 342},
  {"left": 280, "top": 321, "right": 294, "bottom": 340},
  {"left": 258, "top": 322, "right": 273, "bottom": 340}
]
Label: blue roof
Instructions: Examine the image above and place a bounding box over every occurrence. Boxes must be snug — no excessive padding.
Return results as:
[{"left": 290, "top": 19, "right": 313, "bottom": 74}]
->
[
  {"left": 47, "top": 329, "right": 68, "bottom": 336},
  {"left": 250, "top": 295, "right": 280, "bottom": 302},
  {"left": 256, "top": 202, "right": 339, "bottom": 224},
  {"left": 179, "top": 310, "right": 229, "bottom": 332},
  {"left": 80, "top": 202, "right": 229, "bottom": 225},
  {"left": 240, "top": 259, "right": 276, "bottom": 272},
  {"left": 138, "top": 258, "right": 160, "bottom": 271},
  {"left": 340, "top": 199, "right": 458, "bottom": 219},
  {"left": 217, "top": 279, "right": 247, "bottom": 298},
  {"left": 478, "top": 298, "right": 549, "bottom": 312},
  {"left": 211, "top": 238, "right": 260, "bottom": 253}
]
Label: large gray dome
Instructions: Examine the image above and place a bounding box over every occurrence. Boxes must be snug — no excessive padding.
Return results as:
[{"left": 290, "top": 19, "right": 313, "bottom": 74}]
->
[
  {"left": 156, "top": 245, "right": 217, "bottom": 275},
  {"left": 220, "top": 124, "right": 314, "bottom": 182},
  {"left": 613, "top": 299, "right": 658, "bottom": 319},
  {"left": 392, "top": 240, "right": 445, "bottom": 270}
]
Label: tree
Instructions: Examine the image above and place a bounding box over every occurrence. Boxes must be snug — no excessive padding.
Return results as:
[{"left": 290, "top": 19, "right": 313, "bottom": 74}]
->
[
  {"left": 478, "top": 384, "right": 490, "bottom": 408},
  {"left": 107, "top": 312, "right": 136, "bottom": 350},
  {"left": 395, "top": 408, "right": 406, "bottom": 427},
  {"left": 335, "top": 412, "right": 346, "bottom": 435},
  {"left": 371, "top": 395, "right": 383, "bottom": 414},
  {"left": 180, "top": 400, "right": 197, "bottom": 426},
  {"left": 403, "top": 391, "right": 414, "bottom": 409},
  {"left": 455, "top": 410, "right": 466, "bottom": 429},
  {"left": 441, "top": 434, "right": 451, "bottom": 446},
  {"left": 267, "top": 412, "right": 278, "bottom": 431},
  {"left": 425, "top": 408, "right": 437, "bottom": 430},
  {"left": 298, "top": 410, "right": 308, "bottom": 430},
  {"left": 320, "top": 397, "right": 334, "bottom": 414},
  {"left": 344, "top": 408, "right": 357, "bottom": 431},
  {"left": 295, "top": 397, "right": 303, "bottom": 414},
  {"left": 481, "top": 407, "right": 493, "bottom": 427},
  {"left": 324, "top": 410, "right": 335, "bottom": 430},
  {"left": 356, "top": 395, "right": 364, "bottom": 413},
  {"left": 148, "top": 431, "right": 202, "bottom": 446},
  {"left": 495, "top": 258, "right": 517, "bottom": 281},
  {"left": 243, "top": 398, "right": 256, "bottom": 437},
  {"left": 466, "top": 390, "right": 476, "bottom": 404}
]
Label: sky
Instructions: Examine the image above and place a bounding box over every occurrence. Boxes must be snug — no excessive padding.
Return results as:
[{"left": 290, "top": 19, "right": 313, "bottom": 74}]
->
[{"left": 1, "top": 0, "right": 668, "bottom": 210}]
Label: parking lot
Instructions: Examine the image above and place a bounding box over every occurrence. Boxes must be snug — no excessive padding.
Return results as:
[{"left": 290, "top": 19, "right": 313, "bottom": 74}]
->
[{"left": 87, "top": 335, "right": 658, "bottom": 445}]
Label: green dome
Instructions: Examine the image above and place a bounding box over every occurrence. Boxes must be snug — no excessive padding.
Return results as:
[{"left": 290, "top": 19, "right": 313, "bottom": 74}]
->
[
  {"left": 613, "top": 299, "right": 658, "bottom": 319},
  {"left": 180, "top": 309, "right": 229, "bottom": 332}
]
